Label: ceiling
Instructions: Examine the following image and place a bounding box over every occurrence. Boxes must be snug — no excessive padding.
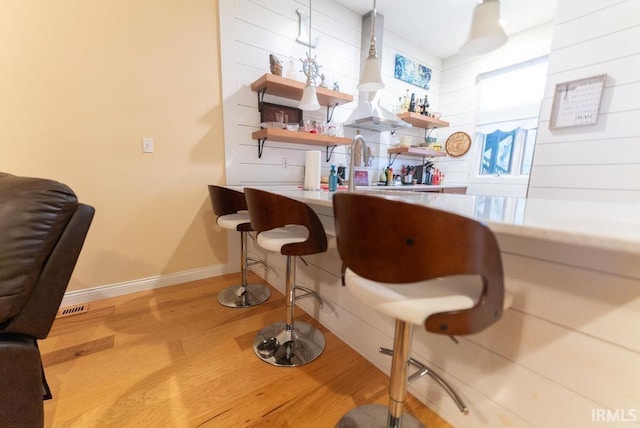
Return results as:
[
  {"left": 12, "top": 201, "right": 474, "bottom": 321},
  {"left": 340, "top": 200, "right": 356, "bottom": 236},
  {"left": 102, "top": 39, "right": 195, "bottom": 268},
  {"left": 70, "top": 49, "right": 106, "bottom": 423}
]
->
[{"left": 332, "top": 0, "right": 558, "bottom": 59}]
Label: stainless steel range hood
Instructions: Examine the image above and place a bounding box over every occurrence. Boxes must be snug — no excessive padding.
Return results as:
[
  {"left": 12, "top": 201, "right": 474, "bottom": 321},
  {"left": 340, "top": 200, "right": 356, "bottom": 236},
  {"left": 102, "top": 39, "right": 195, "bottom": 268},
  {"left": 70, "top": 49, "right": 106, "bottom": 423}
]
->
[
  {"left": 344, "top": 9, "right": 411, "bottom": 132},
  {"left": 344, "top": 96, "right": 411, "bottom": 132}
]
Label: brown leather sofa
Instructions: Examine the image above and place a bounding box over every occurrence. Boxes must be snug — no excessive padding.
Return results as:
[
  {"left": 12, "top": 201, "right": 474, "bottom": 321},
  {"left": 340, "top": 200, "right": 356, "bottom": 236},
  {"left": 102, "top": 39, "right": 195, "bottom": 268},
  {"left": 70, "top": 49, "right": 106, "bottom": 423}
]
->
[{"left": 0, "top": 173, "right": 94, "bottom": 427}]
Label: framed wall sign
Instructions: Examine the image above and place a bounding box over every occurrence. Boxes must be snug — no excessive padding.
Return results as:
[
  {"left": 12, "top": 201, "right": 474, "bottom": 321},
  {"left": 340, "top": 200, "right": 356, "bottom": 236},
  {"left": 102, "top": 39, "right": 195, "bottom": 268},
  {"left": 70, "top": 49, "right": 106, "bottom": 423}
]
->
[{"left": 549, "top": 74, "right": 606, "bottom": 129}]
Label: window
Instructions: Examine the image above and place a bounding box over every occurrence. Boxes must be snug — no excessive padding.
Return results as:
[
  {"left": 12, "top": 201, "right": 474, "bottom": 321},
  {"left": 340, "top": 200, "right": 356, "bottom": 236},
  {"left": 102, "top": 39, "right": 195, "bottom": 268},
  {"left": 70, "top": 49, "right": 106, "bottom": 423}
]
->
[
  {"left": 475, "top": 57, "right": 548, "bottom": 177},
  {"left": 481, "top": 128, "right": 516, "bottom": 175},
  {"left": 479, "top": 127, "right": 537, "bottom": 176}
]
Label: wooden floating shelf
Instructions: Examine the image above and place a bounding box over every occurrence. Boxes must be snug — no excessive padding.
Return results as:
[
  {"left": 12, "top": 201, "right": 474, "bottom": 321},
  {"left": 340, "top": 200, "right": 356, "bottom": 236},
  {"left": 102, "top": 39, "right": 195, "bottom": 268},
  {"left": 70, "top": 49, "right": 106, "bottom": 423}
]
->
[
  {"left": 396, "top": 112, "right": 449, "bottom": 129},
  {"left": 251, "top": 128, "right": 351, "bottom": 147},
  {"left": 388, "top": 146, "right": 446, "bottom": 158},
  {"left": 251, "top": 73, "right": 353, "bottom": 107}
]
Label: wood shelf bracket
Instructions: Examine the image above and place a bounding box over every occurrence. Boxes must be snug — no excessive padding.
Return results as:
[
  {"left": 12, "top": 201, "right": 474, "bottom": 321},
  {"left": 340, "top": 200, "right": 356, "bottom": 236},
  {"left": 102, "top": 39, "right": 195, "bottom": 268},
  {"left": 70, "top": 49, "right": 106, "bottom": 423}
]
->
[
  {"left": 388, "top": 152, "right": 401, "bottom": 167},
  {"left": 326, "top": 145, "right": 337, "bottom": 162},
  {"left": 425, "top": 127, "right": 436, "bottom": 141},
  {"left": 257, "top": 137, "right": 267, "bottom": 158},
  {"left": 256, "top": 88, "right": 267, "bottom": 111},
  {"left": 326, "top": 103, "right": 338, "bottom": 123},
  {"left": 387, "top": 152, "right": 433, "bottom": 167}
]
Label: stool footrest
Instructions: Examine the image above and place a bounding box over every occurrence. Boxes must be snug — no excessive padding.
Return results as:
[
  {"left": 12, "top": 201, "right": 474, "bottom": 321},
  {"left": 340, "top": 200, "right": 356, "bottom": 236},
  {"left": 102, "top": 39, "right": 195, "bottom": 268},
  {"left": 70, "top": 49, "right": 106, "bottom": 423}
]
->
[
  {"left": 246, "top": 257, "right": 268, "bottom": 270},
  {"left": 379, "top": 347, "right": 468, "bottom": 414},
  {"left": 294, "top": 285, "right": 324, "bottom": 309}
]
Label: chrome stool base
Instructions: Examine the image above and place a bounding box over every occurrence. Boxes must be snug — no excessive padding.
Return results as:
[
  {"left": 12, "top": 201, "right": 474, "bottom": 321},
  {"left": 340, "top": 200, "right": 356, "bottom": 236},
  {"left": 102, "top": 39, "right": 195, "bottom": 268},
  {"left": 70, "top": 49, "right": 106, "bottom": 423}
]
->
[
  {"left": 217, "top": 284, "right": 271, "bottom": 308},
  {"left": 253, "top": 320, "right": 325, "bottom": 367},
  {"left": 336, "top": 404, "right": 423, "bottom": 428}
]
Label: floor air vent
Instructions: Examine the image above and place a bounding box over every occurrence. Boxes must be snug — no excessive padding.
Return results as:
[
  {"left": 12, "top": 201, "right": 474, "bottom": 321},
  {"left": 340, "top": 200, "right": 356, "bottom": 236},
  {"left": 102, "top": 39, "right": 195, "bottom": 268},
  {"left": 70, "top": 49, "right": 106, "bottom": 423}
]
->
[{"left": 56, "top": 304, "right": 88, "bottom": 318}]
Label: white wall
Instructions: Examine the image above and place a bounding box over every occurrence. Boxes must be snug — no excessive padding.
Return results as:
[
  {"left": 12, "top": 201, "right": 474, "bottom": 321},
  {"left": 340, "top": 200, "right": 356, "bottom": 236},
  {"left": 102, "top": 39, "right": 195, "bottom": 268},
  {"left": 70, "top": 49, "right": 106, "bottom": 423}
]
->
[
  {"left": 440, "top": 23, "right": 555, "bottom": 197},
  {"left": 218, "top": 0, "right": 446, "bottom": 188},
  {"left": 528, "top": 0, "right": 640, "bottom": 202}
]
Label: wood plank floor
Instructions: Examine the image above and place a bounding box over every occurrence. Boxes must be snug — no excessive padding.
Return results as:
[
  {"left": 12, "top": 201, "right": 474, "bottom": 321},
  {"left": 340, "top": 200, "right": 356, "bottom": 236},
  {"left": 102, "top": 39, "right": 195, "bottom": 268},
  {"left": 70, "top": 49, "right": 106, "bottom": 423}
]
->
[{"left": 40, "top": 273, "right": 452, "bottom": 427}]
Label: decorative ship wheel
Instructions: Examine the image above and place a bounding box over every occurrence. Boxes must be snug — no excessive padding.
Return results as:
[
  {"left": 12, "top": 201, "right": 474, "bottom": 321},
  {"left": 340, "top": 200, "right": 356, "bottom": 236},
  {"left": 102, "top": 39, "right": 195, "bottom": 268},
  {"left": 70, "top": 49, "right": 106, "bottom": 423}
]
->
[{"left": 301, "top": 54, "right": 321, "bottom": 85}]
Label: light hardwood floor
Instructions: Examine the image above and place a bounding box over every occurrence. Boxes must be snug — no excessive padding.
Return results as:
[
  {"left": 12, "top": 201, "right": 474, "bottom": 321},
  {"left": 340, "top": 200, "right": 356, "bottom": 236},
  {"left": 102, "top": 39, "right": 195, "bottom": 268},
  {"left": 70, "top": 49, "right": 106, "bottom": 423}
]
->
[{"left": 40, "top": 273, "right": 452, "bottom": 427}]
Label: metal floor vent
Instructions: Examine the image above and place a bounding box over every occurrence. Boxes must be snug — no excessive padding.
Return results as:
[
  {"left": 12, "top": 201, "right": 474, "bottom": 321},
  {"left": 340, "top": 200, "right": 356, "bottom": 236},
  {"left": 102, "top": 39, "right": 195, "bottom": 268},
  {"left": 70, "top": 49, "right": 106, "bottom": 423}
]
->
[{"left": 56, "top": 304, "right": 88, "bottom": 318}]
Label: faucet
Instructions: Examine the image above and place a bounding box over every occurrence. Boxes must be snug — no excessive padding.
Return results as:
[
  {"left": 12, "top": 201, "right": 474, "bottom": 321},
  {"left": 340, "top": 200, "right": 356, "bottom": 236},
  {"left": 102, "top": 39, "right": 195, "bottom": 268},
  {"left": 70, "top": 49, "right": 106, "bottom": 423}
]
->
[{"left": 348, "top": 134, "right": 368, "bottom": 192}]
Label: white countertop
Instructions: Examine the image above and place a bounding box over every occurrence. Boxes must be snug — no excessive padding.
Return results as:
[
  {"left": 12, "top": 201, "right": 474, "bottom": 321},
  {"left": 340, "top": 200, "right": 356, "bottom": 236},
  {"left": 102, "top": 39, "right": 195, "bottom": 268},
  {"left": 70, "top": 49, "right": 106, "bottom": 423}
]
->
[{"left": 232, "top": 186, "right": 640, "bottom": 256}]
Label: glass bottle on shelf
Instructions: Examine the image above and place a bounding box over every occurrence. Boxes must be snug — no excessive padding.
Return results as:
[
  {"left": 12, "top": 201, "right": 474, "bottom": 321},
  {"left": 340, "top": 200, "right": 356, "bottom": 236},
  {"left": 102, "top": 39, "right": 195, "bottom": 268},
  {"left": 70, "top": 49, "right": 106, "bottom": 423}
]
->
[
  {"left": 329, "top": 165, "right": 338, "bottom": 191},
  {"left": 403, "top": 89, "right": 410, "bottom": 112}
]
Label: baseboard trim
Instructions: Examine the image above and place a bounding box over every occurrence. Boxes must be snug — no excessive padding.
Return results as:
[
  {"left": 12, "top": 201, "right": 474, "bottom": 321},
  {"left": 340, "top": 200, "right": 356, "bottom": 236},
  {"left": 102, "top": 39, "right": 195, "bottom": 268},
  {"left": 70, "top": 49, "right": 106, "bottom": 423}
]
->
[{"left": 61, "top": 264, "right": 231, "bottom": 306}]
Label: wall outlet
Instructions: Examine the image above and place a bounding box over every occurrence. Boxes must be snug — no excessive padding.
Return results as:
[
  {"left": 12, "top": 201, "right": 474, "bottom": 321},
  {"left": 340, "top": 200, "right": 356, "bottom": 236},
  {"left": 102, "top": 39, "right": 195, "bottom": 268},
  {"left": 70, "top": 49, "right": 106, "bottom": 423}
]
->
[{"left": 142, "top": 137, "right": 154, "bottom": 153}]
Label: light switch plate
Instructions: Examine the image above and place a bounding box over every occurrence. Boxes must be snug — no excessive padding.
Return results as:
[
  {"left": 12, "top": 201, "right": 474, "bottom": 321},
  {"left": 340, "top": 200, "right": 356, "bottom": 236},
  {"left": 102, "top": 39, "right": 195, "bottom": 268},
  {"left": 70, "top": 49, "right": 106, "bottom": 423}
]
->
[{"left": 142, "top": 137, "right": 154, "bottom": 153}]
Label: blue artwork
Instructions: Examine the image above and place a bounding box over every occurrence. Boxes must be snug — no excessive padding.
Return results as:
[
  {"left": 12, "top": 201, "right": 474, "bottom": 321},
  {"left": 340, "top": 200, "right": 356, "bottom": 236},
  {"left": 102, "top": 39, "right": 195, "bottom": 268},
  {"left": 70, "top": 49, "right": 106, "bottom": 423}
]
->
[{"left": 394, "top": 54, "right": 432, "bottom": 90}]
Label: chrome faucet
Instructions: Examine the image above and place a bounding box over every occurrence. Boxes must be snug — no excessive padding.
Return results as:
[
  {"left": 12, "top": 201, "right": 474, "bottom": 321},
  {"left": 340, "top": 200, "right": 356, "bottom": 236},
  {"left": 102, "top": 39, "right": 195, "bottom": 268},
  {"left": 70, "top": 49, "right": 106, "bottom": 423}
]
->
[{"left": 348, "top": 134, "right": 368, "bottom": 192}]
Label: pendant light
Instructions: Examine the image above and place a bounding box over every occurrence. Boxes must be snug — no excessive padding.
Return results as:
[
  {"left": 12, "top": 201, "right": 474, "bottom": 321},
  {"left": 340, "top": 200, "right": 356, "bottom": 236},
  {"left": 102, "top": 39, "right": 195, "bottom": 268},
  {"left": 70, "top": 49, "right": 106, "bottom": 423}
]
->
[
  {"left": 357, "top": 0, "right": 384, "bottom": 92},
  {"left": 459, "top": 0, "right": 507, "bottom": 56},
  {"left": 299, "top": 0, "right": 321, "bottom": 111}
]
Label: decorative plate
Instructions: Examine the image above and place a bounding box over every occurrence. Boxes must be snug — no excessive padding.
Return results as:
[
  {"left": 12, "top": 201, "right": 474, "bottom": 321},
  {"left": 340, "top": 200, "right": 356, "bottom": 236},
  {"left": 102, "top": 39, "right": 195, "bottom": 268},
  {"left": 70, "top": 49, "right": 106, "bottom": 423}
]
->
[{"left": 445, "top": 132, "right": 471, "bottom": 157}]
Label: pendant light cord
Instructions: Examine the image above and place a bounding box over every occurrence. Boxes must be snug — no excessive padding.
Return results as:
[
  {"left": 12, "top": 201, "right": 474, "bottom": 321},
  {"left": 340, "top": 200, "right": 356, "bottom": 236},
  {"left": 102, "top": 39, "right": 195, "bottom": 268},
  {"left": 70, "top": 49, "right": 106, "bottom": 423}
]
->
[
  {"left": 307, "top": 0, "right": 312, "bottom": 84},
  {"left": 369, "top": 0, "right": 377, "bottom": 58}
]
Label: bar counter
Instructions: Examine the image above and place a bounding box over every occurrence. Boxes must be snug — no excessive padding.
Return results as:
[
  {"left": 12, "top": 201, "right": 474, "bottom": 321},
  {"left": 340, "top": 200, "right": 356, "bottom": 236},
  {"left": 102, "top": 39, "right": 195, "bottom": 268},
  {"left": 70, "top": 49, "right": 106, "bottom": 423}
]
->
[{"left": 231, "top": 185, "right": 640, "bottom": 257}]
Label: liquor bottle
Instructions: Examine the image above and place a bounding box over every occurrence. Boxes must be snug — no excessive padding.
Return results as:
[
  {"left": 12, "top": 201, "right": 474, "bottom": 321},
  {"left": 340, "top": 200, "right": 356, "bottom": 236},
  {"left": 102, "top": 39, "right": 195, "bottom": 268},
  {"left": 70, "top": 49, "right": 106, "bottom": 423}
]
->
[
  {"left": 423, "top": 94, "right": 430, "bottom": 115},
  {"left": 409, "top": 93, "right": 416, "bottom": 113},
  {"left": 403, "top": 89, "right": 410, "bottom": 112}
]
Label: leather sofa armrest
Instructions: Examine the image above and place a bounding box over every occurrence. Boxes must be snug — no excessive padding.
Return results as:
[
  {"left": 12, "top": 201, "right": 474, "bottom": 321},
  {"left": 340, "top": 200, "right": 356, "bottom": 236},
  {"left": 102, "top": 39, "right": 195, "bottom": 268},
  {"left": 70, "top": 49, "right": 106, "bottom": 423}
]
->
[{"left": 0, "top": 335, "right": 44, "bottom": 427}]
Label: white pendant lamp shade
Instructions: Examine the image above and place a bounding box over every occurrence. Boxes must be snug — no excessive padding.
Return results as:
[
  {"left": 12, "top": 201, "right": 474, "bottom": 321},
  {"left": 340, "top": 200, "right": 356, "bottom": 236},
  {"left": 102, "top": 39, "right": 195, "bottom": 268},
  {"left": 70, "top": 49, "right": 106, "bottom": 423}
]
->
[
  {"left": 358, "top": 56, "right": 384, "bottom": 92},
  {"left": 459, "top": 0, "right": 507, "bottom": 55},
  {"left": 300, "top": 82, "right": 321, "bottom": 111}
]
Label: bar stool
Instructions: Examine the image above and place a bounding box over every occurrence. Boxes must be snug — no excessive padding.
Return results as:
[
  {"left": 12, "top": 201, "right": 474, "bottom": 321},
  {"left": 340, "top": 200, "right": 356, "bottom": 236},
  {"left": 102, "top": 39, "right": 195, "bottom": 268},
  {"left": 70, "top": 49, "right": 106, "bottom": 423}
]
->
[
  {"left": 333, "top": 193, "right": 505, "bottom": 428},
  {"left": 244, "top": 188, "right": 327, "bottom": 367},
  {"left": 208, "top": 185, "right": 270, "bottom": 308}
]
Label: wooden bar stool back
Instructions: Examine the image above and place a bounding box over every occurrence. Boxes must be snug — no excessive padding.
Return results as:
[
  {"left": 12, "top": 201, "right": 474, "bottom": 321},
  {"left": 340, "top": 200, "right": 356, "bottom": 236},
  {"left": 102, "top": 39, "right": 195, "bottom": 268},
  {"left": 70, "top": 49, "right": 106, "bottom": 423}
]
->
[
  {"left": 333, "top": 193, "right": 505, "bottom": 428},
  {"left": 208, "top": 185, "right": 270, "bottom": 308},
  {"left": 244, "top": 188, "right": 327, "bottom": 367}
]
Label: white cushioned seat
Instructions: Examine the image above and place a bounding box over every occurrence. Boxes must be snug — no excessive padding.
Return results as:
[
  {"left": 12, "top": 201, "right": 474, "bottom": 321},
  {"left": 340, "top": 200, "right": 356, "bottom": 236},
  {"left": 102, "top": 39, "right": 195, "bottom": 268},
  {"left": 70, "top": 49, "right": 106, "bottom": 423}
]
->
[
  {"left": 256, "top": 225, "right": 309, "bottom": 253},
  {"left": 216, "top": 211, "right": 250, "bottom": 230},
  {"left": 345, "top": 270, "right": 483, "bottom": 326}
]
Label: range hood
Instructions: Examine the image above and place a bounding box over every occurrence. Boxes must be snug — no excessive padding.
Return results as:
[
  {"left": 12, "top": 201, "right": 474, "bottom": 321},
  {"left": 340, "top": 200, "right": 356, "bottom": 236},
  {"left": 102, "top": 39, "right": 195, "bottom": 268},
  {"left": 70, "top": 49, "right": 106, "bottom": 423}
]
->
[
  {"left": 343, "top": 9, "right": 411, "bottom": 132},
  {"left": 344, "top": 96, "right": 411, "bottom": 132}
]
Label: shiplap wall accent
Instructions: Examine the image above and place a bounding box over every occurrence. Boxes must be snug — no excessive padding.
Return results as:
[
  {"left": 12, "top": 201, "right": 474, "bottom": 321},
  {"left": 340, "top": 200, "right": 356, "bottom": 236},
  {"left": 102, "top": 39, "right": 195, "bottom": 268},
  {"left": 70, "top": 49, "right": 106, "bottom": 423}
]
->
[
  {"left": 528, "top": 0, "right": 640, "bottom": 202},
  {"left": 219, "top": 2, "right": 640, "bottom": 427},
  {"left": 439, "top": 23, "right": 555, "bottom": 197},
  {"left": 218, "top": 0, "right": 446, "bottom": 188}
]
